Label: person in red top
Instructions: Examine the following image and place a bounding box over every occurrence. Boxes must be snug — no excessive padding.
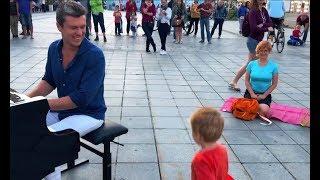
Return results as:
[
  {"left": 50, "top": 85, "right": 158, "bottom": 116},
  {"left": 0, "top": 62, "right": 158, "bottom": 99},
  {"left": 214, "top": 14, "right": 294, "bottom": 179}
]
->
[
  {"left": 296, "top": 12, "right": 309, "bottom": 43},
  {"left": 197, "top": 0, "right": 213, "bottom": 43},
  {"left": 141, "top": 0, "right": 157, "bottom": 52},
  {"left": 190, "top": 107, "right": 234, "bottom": 180},
  {"left": 125, "top": 0, "right": 137, "bottom": 35},
  {"left": 114, "top": 5, "right": 122, "bottom": 36},
  {"left": 290, "top": 24, "right": 303, "bottom": 45},
  {"left": 292, "top": 25, "right": 301, "bottom": 38}
]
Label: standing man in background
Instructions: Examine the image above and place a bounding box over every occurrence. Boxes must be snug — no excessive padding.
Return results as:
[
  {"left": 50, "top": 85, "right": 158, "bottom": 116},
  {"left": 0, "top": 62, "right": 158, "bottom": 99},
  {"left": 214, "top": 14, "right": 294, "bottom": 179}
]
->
[{"left": 198, "top": 0, "right": 213, "bottom": 44}]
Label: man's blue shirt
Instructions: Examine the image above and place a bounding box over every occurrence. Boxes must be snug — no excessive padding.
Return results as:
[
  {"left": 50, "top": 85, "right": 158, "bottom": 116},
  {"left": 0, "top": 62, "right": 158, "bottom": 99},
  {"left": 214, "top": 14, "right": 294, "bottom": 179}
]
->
[{"left": 43, "top": 38, "right": 106, "bottom": 120}]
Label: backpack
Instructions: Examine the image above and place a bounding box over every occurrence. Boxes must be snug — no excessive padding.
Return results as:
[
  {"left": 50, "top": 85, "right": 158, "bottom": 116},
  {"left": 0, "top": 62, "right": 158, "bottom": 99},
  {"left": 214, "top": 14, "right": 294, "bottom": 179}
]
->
[
  {"left": 241, "top": 13, "right": 250, "bottom": 37},
  {"left": 231, "top": 98, "right": 259, "bottom": 120}
]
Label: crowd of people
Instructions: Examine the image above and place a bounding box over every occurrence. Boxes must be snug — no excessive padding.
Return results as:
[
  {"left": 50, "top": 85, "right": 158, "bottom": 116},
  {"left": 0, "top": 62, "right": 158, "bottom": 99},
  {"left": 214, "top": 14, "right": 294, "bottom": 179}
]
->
[
  {"left": 10, "top": 0, "right": 309, "bottom": 52},
  {"left": 10, "top": 0, "right": 310, "bottom": 180}
]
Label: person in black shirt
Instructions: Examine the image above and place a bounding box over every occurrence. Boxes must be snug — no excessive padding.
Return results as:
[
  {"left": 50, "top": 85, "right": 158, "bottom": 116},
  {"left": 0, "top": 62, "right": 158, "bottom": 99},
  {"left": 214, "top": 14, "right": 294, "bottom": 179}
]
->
[{"left": 10, "top": 0, "right": 19, "bottom": 38}]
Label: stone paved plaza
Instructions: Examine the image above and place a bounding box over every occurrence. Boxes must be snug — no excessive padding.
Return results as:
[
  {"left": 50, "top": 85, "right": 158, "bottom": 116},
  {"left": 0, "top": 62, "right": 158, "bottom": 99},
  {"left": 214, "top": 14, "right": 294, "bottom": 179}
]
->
[{"left": 10, "top": 11, "right": 310, "bottom": 180}]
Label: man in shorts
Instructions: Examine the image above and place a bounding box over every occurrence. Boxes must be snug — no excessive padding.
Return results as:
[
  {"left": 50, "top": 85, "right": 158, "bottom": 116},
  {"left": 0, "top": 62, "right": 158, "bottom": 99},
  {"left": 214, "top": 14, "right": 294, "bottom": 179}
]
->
[{"left": 17, "top": 0, "right": 34, "bottom": 39}]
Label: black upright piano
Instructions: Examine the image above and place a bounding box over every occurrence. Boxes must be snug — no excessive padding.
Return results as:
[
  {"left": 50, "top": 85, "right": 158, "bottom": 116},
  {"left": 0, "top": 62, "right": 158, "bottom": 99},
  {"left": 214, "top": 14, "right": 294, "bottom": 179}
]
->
[{"left": 10, "top": 89, "right": 81, "bottom": 180}]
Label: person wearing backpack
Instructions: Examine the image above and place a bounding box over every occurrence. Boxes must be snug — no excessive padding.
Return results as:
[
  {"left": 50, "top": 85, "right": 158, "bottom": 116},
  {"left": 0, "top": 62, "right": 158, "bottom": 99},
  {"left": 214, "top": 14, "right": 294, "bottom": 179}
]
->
[
  {"left": 229, "top": 0, "right": 273, "bottom": 91},
  {"left": 244, "top": 41, "right": 278, "bottom": 117}
]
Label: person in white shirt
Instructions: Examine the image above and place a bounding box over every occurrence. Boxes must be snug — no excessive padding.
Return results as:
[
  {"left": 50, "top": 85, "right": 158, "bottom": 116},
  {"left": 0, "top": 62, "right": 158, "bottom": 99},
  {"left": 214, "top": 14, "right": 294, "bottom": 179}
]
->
[{"left": 156, "top": 0, "right": 172, "bottom": 55}]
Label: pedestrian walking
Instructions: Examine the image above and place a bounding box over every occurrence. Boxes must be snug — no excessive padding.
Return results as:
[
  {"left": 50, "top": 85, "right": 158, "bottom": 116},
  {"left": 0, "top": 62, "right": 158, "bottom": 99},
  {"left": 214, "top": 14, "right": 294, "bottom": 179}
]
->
[
  {"left": 141, "top": 0, "right": 157, "bottom": 53},
  {"left": 210, "top": 0, "right": 227, "bottom": 39},
  {"left": 156, "top": 0, "right": 172, "bottom": 54}
]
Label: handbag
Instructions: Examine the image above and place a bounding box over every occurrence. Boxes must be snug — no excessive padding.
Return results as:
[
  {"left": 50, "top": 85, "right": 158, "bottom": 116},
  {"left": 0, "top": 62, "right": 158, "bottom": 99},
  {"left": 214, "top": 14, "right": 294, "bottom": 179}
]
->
[{"left": 172, "top": 17, "right": 183, "bottom": 27}]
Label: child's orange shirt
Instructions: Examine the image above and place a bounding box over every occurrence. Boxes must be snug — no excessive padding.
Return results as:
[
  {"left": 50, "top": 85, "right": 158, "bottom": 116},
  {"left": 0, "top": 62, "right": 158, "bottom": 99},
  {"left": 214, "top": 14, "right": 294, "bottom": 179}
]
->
[{"left": 191, "top": 143, "right": 233, "bottom": 180}]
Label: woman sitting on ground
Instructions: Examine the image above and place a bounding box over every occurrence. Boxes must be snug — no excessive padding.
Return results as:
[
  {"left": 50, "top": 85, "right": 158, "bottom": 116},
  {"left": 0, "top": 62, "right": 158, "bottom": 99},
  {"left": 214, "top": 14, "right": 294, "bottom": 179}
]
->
[{"left": 244, "top": 40, "right": 278, "bottom": 116}]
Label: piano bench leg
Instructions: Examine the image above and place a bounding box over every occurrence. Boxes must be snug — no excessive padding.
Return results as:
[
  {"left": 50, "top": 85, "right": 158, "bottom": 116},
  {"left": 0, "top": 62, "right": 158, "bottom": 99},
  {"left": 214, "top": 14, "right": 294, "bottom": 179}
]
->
[
  {"left": 103, "top": 142, "right": 112, "bottom": 180},
  {"left": 61, "top": 158, "right": 90, "bottom": 172}
]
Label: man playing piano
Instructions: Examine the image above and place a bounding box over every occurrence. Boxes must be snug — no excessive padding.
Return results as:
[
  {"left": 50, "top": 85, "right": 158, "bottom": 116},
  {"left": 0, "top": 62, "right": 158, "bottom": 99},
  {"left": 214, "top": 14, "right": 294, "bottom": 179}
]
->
[{"left": 26, "top": 1, "right": 106, "bottom": 179}]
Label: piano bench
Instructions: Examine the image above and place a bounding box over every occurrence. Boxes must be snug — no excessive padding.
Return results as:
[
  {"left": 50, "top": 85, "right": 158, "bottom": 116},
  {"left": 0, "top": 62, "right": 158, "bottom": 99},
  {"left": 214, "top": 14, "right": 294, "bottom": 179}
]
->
[{"left": 64, "top": 120, "right": 128, "bottom": 180}]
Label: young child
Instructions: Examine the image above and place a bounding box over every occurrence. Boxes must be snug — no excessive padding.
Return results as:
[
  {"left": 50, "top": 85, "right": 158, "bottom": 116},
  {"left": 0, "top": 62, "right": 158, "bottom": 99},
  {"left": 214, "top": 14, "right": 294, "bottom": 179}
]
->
[
  {"left": 190, "top": 107, "right": 234, "bottom": 180},
  {"left": 130, "top": 12, "right": 138, "bottom": 37},
  {"left": 290, "top": 24, "right": 304, "bottom": 45},
  {"left": 113, "top": 5, "right": 122, "bottom": 36}
]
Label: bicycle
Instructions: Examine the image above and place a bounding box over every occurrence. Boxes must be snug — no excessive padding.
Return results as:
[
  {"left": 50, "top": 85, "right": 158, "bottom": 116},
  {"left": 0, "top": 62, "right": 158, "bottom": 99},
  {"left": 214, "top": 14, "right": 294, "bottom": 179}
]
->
[{"left": 267, "top": 18, "right": 285, "bottom": 53}]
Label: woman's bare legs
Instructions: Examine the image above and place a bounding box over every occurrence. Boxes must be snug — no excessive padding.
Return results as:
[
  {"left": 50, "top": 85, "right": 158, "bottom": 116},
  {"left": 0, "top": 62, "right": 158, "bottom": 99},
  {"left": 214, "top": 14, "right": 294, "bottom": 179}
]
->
[
  {"left": 229, "top": 52, "right": 256, "bottom": 90},
  {"left": 259, "top": 104, "right": 270, "bottom": 117},
  {"left": 175, "top": 27, "right": 182, "bottom": 43}
]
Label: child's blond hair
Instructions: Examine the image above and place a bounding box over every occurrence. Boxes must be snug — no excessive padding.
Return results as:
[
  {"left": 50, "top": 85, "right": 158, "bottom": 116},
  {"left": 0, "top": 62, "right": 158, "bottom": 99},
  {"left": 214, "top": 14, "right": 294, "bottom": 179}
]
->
[{"left": 190, "top": 107, "right": 224, "bottom": 143}]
